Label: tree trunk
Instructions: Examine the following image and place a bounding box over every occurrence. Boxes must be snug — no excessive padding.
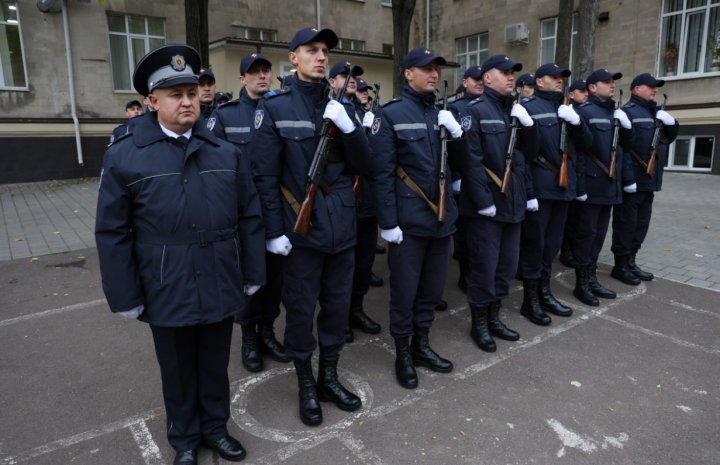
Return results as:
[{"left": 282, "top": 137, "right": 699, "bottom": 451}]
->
[
  {"left": 392, "top": 0, "right": 417, "bottom": 97},
  {"left": 555, "top": 0, "right": 574, "bottom": 72},
  {"left": 573, "top": 0, "right": 599, "bottom": 80},
  {"left": 185, "top": 0, "right": 209, "bottom": 67}
]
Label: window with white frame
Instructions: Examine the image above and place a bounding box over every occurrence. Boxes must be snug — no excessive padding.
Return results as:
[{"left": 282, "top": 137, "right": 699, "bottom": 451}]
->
[
  {"left": 0, "top": 0, "right": 27, "bottom": 89},
  {"left": 660, "top": 0, "right": 720, "bottom": 77},
  {"left": 456, "top": 33, "right": 489, "bottom": 82},
  {"left": 538, "top": 15, "right": 578, "bottom": 68},
  {"left": 381, "top": 0, "right": 392, "bottom": 6},
  {"left": 232, "top": 26, "right": 277, "bottom": 42},
  {"left": 667, "top": 135, "right": 715, "bottom": 170},
  {"left": 107, "top": 13, "right": 165, "bottom": 91},
  {"left": 337, "top": 37, "right": 366, "bottom": 51}
]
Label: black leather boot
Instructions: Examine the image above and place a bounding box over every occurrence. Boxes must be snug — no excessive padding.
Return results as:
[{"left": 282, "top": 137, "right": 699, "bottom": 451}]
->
[
  {"left": 293, "top": 358, "right": 322, "bottom": 426},
  {"left": 345, "top": 327, "right": 354, "bottom": 343},
  {"left": 488, "top": 300, "right": 520, "bottom": 341},
  {"left": 349, "top": 297, "right": 381, "bottom": 334},
  {"left": 435, "top": 299, "right": 448, "bottom": 311},
  {"left": 611, "top": 255, "right": 641, "bottom": 285},
  {"left": 411, "top": 328, "right": 453, "bottom": 372},
  {"left": 538, "top": 276, "right": 573, "bottom": 317},
  {"left": 470, "top": 305, "right": 496, "bottom": 352},
  {"left": 629, "top": 253, "right": 654, "bottom": 281},
  {"left": 458, "top": 259, "right": 470, "bottom": 294},
  {"left": 241, "top": 324, "right": 263, "bottom": 372},
  {"left": 559, "top": 238, "right": 576, "bottom": 268},
  {"left": 520, "top": 279, "right": 552, "bottom": 326},
  {"left": 590, "top": 264, "right": 618, "bottom": 298},
  {"left": 394, "top": 336, "right": 418, "bottom": 389},
  {"left": 369, "top": 272, "right": 384, "bottom": 287},
  {"left": 316, "top": 355, "right": 362, "bottom": 412},
  {"left": 573, "top": 267, "right": 599, "bottom": 306},
  {"left": 259, "top": 323, "right": 290, "bottom": 363}
]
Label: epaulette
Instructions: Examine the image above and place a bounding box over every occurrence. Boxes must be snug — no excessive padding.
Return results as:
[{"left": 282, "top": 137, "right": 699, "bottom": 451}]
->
[
  {"left": 218, "top": 99, "right": 240, "bottom": 108},
  {"left": 341, "top": 97, "right": 352, "bottom": 104},
  {"left": 623, "top": 102, "right": 636, "bottom": 109},
  {"left": 107, "top": 131, "right": 132, "bottom": 147},
  {"left": 521, "top": 96, "right": 535, "bottom": 103},
  {"left": 381, "top": 97, "right": 402, "bottom": 108},
  {"left": 468, "top": 96, "right": 484, "bottom": 106},
  {"left": 578, "top": 101, "right": 591, "bottom": 108},
  {"left": 264, "top": 87, "right": 291, "bottom": 99}
]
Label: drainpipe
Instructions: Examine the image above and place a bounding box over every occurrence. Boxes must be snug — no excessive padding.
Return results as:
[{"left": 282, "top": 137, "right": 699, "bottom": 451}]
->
[
  {"left": 316, "top": 0, "right": 321, "bottom": 29},
  {"left": 61, "top": 0, "right": 83, "bottom": 166},
  {"left": 425, "top": 0, "right": 430, "bottom": 48}
]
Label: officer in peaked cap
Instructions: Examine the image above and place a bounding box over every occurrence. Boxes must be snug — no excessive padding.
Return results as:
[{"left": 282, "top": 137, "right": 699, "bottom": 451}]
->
[{"left": 97, "top": 44, "right": 265, "bottom": 465}]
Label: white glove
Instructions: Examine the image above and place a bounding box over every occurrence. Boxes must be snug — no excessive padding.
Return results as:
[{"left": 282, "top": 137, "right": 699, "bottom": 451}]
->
[
  {"left": 119, "top": 305, "right": 144, "bottom": 319},
  {"left": 266, "top": 235, "right": 292, "bottom": 256},
  {"left": 576, "top": 194, "right": 587, "bottom": 202},
  {"left": 438, "top": 110, "right": 463, "bottom": 138},
  {"left": 362, "top": 111, "right": 375, "bottom": 129},
  {"left": 380, "top": 226, "right": 403, "bottom": 244},
  {"left": 526, "top": 199, "right": 539, "bottom": 211},
  {"left": 244, "top": 284, "right": 261, "bottom": 296},
  {"left": 623, "top": 183, "right": 637, "bottom": 193},
  {"left": 614, "top": 109, "right": 632, "bottom": 129},
  {"left": 452, "top": 179, "right": 462, "bottom": 193},
  {"left": 656, "top": 110, "right": 675, "bottom": 126},
  {"left": 511, "top": 104, "right": 534, "bottom": 127},
  {"left": 478, "top": 205, "right": 497, "bottom": 217},
  {"left": 323, "top": 100, "right": 356, "bottom": 134},
  {"left": 557, "top": 104, "right": 580, "bottom": 126}
]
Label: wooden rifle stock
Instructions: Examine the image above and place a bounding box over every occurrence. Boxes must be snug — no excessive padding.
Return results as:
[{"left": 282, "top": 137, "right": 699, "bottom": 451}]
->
[
  {"left": 608, "top": 90, "right": 624, "bottom": 181},
  {"left": 293, "top": 65, "right": 354, "bottom": 236},
  {"left": 557, "top": 95, "right": 570, "bottom": 188},
  {"left": 437, "top": 80, "right": 449, "bottom": 222}
]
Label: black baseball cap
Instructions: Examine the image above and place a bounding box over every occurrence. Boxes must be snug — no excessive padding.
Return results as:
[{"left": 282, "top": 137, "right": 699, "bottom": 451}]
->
[
  {"left": 516, "top": 73, "right": 536, "bottom": 87},
  {"left": 132, "top": 44, "right": 201, "bottom": 96},
  {"left": 569, "top": 79, "right": 587, "bottom": 92},
  {"left": 479, "top": 54, "right": 523, "bottom": 77},
  {"left": 240, "top": 53, "right": 271, "bottom": 75},
  {"left": 198, "top": 67, "right": 215, "bottom": 82},
  {"left": 328, "top": 61, "right": 364, "bottom": 78},
  {"left": 356, "top": 77, "right": 370, "bottom": 91},
  {"left": 125, "top": 99, "right": 142, "bottom": 110},
  {"left": 630, "top": 72, "right": 665, "bottom": 89},
  {"left": 403, "top": 47, "right": 447, "bottom": 69},
  {"left": 463, "top": 66, "right": 483, "bottom": 79},
  {"left": 289, "top": 27, "right": 338, "bottom": 51},
  {"left": 586, "top": 68, "right": 622, "bottom": 85},
  {"left": 535, "top": 63, "right": 571, "bottom": 79}
]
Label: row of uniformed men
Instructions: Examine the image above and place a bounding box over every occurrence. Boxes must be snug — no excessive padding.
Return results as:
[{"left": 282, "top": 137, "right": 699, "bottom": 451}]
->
[{"left": 95, "top": 25, "right": 677, "bottom": 465}]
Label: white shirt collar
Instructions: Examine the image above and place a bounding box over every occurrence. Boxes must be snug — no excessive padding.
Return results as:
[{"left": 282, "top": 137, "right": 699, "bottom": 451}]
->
[{"left": 159, "top": 123, "right": 192, "bottom": 140}]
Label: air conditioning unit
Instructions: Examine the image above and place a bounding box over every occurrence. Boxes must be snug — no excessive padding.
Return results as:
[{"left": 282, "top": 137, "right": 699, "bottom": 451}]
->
[{"left": 504, "top": 23, "right": 529, "bottom": 45}]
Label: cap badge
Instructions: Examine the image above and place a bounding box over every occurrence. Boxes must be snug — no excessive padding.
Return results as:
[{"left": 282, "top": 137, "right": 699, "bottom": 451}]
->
[
  {"left": 311, "top": 28, "right": 318, "bottom": 32},
  {"left": 171, "top": 55, "right": 186, "bottom": 72},
  {"left": 251, "top": 53, "right": 257, "bottom": 58},
  {"left": 504, "top": 56, "right": 509, "bottom": 60},
  {"left": 424, "top": 49, "right": 431, "bottom": 55}
]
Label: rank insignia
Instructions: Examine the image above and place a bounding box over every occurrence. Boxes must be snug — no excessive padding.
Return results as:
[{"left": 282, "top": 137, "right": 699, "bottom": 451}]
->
[
  {"left": 461, "top": 116, "right": 472, "bottom": 131},
  {"left": 371, "top": 117, "right": 381, "bottom": 135},
  {"left": 206, "top": 117, "right": 216, "bottom": 131},
  {"left": 254, "top": 110, "right": 264, "bottom": 129},
  {"left": 171, "top": 55, "right": 186, "bottom": 72}
]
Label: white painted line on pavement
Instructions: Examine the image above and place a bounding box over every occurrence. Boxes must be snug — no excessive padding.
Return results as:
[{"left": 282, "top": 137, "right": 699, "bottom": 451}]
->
[
  {"left": 128, "top": 420, "right": 164, "bottom": 465},
  {"left": 337, "top": 432, "right": 389, "bottom": 465},
  {"left": 0, "top": 298, "right": 106, "bottom": 328}
]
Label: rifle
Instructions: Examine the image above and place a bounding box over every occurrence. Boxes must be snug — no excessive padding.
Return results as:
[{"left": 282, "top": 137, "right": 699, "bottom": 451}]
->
[
  {"left": 557, "top": 81, "right": 570, "bottom": 188},
  {"left": 646, "top": 93, "right": 668, "bottom": 178},
  {"left": 437, "top": 80, "right": 449, "bottom": 223},
  {"left": 502, "top": 85, "right": 522, "bottom": 194},
  {"left": 609, "top": 89, "right": 623, "bottom": 180},
  {"left": 293, "top": 64, "right": 354, "bottom": 236}
]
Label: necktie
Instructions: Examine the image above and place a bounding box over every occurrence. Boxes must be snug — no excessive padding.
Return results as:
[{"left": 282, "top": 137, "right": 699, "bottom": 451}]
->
[{"left": 175, "top": 136, "right": 189, "bottom": 150}]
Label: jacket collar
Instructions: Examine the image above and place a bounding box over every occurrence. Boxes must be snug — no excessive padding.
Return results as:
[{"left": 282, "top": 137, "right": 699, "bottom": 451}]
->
[
  {"left": 589, "top": 94, "right": 616, "bottom": 110},
  {"left": 292, "top": 76, "right": 330, "bottom": 103},
  {"left": 133, "top": 111, "right": 221, "bottom": 148},
  {"left": 483, "top": 86, "right": 514, "bottom": 109},
  {"left": 630, "top": 93, "right": 658, "bottom": 112},
  {"left": 402, "top": 83, "right": 437, "bottom": 106},
  {"left": 534, "top": 89, "right": 563, "bottom": 104},
  {"left": 240, "top": 87, "right": 259, "bottom": 108}
]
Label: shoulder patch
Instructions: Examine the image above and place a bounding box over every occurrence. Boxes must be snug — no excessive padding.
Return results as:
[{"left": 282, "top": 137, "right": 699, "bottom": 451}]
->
[
  {"left": 460, "top": 115, "right": 472, "bottom": 131},
  {"left": 107, "top": 131, "right": 132, "bottom": 148},
  {"left": 371, "top": 117, "right": 381, "bottom": 135},
  {"left": 254, "top": 109, "right": 265, "bottom": 129},
  {"left": 381, "top": 97, "right": 403, "bottom": 108},
  {"left": 206, "top": 117, "right": 216, "bottom": 131},
  {"left": 264, "top": 87, "right": 291, "bottom": 99}
]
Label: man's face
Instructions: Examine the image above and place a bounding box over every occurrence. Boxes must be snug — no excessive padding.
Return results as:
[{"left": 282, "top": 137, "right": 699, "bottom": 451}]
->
[
  {"left": 569, "top": 89, "right": 588, "bottom": 104},
  {"left": 125, "top": 105, "right": 143, "bottom": 118},
  {"left": 289, "top": 41, "right": 329, "bottom": 82},
  {"left": 537, "top": 74, "right": 564, "bottom": 92},
  {"left": 633, "top": 84, "right": 657, "bottom": 101},
  {"left": 404, "top": 62, "right": 439, "bottom": 94},
  {"left": 589, "top": 79, "right": 616, "bottom": 101},
  {"left": 148, "top": 84, "right": 200, "bottom": 134},
  {"left": 518, "top": 85, "right": 534, "bottom": 98},
  {"left": 198, "top": 77, "right": 216, "bottom": 105},
  {"left": 329, "top": 73, "right": 357, "bottom": 96},
  {"left": 484, "top": 68, "right": 515, "bottom": 96},
  {"left": 463, "top": 76, "right": 484, "bottom": 95},
  {"left": 356, "top": 89, "right": 369, "bottom": 105},
  {"left": 241, "top": 63, "right": 272, "bottom": 99}
]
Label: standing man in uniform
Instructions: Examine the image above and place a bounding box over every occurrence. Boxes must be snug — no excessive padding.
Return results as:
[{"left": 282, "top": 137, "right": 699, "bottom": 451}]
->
[
  {"left": 199, "top": 67, "right": 217, "bottom": 121},
  {"left": 327, "top": 61, "right": 383, "bottom": 341},
  {"left": 96, "top": 45, "right": 264, "bottom": 465},
  {"left": 516, "top": 73, "right": 535, "bottom": 100},
  {"left": 209, "top": 53, "right": 291, "bottom": 373},
  {"left": 611, "top": 73, "right": 678, "bottom": 283},
  {"left": 355, "top": 77, "right": 372, "bottom": 111},
  {"left": 572, "top": 69, "right": 634, "bottom": 306},
  {"left": 518, "top": 64, "right": 592, "bottom": 325},
  {"left": 109, "top": 99, "right": 144, "bottom": 144},
  {"left": 250, "top": 27, "right": 372, "bottom": 426},
  {"left": 459, "top": 54, "right": 538, "bottom": 352},
  {"left": 371, "top": 47, "right": 466, "bottom": 389}
]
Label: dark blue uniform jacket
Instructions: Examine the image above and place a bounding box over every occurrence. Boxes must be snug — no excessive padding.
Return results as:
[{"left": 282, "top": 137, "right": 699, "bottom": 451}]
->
[
  {"left": 522, "top": 90, "right": 592, "bottom": 200},
  {"left": 370, "top": 84, "right": 467, "bottom": 238},
  {"left": 459, "top": 87, "right": 538, "bottom": 224},
  {"left": 208, "top": 88, "right": 258, "bottom": 150},
  {"left": 250, "top": 77, "right": 373, "bottom": 253},
  {"left": 575, "top": 95, "right": 635, "bottom": 205},
  {"left": 95, "top": 112, "right": 266, "bottom": 327},
  {"left": 622, "top": 94, "right": 679, "bottom": 192}
]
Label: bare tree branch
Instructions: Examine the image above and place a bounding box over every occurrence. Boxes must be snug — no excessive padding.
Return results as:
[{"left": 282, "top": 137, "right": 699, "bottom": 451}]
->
[{"left": 392, "top": 0, "right": 417, "bottom": 97}]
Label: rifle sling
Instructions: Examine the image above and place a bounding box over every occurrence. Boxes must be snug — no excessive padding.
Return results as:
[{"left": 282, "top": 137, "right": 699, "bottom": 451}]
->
[
  {"left": 587, "top": 152, "right": 612, "bottom": 178},
  {"left": 396, "top": 166, "right": 438, "bottom": 215},
  {"left": 536, "top": 154, "right": 560, "bottom": 175},
  {"left": 628, "top": 149, "right": 649, "bottom": 170},
  {"left": 482, "top": 164, "right": 503, "bottom": 190},
  {"left": 280, "top": 185, "right": 301, "bottom": 215}
]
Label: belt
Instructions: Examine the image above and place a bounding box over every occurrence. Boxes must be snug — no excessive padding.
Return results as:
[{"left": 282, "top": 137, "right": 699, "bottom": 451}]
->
[{"left": 134, "top": 226, "right": 238, "bottom": 247}]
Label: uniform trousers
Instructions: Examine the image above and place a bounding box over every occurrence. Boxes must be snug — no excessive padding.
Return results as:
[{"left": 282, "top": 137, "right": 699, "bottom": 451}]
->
[
  {"left": 352, "top": 216, "right": 379, "bottom": 299},
  {"left": 282, "top": 246, "right": 354, "bottom": 361},
  {"left": 520, "top": 199, "right": 570, "bottom": 279},
  {"left": 150, "top": 318, "right": 234, "bottom": 451},
  {"left": 235, "top": 251, "right": 283, "bottom": 326},
  {"left": 466, "top": 217, "right": 521, "bottom": 307},
  {"left": 571, "top": 203, "right": 612, "bottom": 268},
  {"left": 387, "top": 234, "right": 450, "bottom": 338},
  {"left": 452, "top": 193, "right": 469, "bottom": 263},
  {"left": 563, "top": 201, "right": 577, "bottom": 243},
  {"left": 611, "top": 191, "right": 654, "bottom": 256}
]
